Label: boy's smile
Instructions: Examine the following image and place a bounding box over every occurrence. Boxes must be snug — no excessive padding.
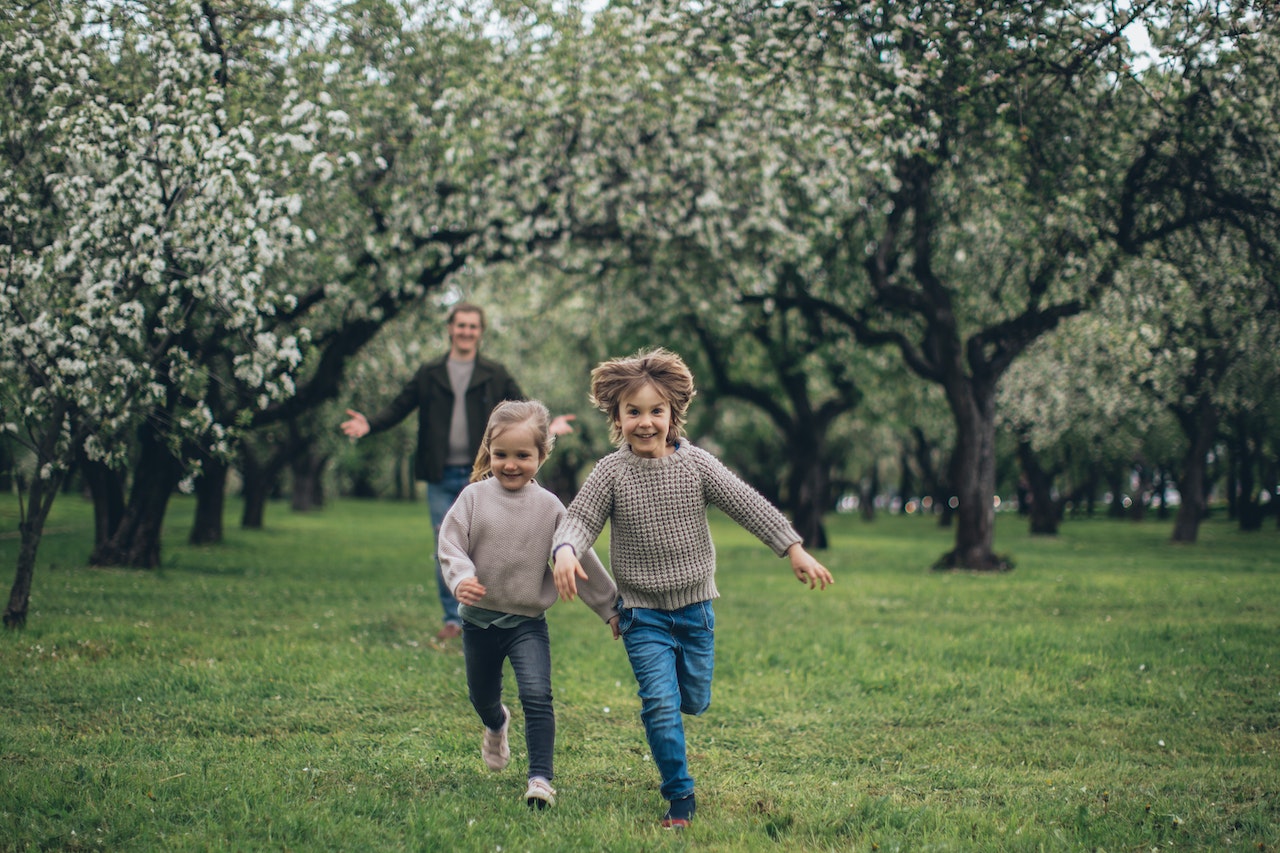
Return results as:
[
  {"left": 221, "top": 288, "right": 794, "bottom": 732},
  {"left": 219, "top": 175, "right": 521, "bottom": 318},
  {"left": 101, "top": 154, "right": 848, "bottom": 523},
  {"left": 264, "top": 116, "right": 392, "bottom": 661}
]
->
[{"left": 618, "top": 383, "right": 673, "bottom": 459}]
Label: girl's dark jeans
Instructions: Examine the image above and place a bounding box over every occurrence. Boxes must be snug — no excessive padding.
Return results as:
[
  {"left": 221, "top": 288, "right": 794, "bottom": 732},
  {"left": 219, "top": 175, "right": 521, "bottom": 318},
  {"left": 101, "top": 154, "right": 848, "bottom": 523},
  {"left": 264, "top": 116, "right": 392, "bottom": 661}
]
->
[{"left": 462, "top": 617, "right": 555, "bottom": 781}]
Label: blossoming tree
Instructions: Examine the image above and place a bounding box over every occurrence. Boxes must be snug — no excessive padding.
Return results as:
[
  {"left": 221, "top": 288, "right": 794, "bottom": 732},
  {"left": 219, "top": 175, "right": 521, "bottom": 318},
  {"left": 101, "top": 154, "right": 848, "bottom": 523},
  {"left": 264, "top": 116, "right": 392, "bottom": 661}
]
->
[{"left": 0, "top": 1, "right": 344, "bottom": 624}]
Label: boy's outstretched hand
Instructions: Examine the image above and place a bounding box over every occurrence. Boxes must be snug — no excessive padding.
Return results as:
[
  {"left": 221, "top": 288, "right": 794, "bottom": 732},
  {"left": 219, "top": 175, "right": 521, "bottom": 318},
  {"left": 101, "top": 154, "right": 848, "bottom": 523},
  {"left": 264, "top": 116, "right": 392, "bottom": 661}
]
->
[
  {"left": 553, "top": 547, "right": 587, "bottom": 601},
  {"left": 787, "top": 544, "right": 834, "bottom": 590}
]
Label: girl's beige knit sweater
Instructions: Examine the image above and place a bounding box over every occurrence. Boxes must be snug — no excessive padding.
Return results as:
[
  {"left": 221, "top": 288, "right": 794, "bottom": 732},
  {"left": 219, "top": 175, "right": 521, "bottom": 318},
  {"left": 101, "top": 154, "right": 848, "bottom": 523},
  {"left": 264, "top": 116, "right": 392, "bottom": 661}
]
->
[
  {"left": 439, "top": 477, "right": 618, "bottom": 624},
  {"left": 553, "top": 442, "right": 802, "bottom": 611}
]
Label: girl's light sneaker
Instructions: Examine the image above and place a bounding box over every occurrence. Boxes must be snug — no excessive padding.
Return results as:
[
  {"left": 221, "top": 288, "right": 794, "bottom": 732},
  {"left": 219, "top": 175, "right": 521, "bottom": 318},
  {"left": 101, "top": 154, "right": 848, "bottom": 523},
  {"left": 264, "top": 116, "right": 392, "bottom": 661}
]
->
[
  {"left": 482, "top": 705, "right": 510, "bottom": 771},
  {"left": 524, "top": 776, "right": 556, "bottom": 809}
]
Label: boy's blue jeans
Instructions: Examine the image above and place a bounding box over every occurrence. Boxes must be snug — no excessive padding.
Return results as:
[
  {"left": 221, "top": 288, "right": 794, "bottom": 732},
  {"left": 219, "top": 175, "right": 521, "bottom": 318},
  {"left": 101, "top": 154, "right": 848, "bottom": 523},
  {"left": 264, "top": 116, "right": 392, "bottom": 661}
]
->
[
  {"left": 618, "top": 600, "right": 715, "bottom": 802},
  {"left": 462, "top": 617, "right": 555, "bottom": 781},
  {"left": 428, "top": 465, "right": 471, "bottom": 626}
]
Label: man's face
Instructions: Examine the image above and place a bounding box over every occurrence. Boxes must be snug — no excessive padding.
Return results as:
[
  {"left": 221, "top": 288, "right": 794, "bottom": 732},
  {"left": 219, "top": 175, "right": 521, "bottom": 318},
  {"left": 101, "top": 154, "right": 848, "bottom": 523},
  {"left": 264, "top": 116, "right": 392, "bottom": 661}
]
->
[{"left": 448, "top": 310, "right": 484, "bottom": 358}]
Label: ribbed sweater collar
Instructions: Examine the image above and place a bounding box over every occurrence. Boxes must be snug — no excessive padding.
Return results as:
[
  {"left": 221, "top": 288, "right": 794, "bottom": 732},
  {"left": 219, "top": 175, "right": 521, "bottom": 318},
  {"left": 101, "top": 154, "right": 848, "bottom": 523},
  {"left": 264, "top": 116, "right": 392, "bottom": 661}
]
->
[{"left": 618, "top": 440, "right": 688, "bottom": 468}]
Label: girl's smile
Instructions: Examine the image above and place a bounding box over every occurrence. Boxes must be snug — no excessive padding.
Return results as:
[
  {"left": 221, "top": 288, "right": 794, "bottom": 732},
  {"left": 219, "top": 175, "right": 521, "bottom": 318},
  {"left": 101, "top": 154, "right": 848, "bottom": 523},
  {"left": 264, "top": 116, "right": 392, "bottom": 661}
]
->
[{"left": 488, "top": 424, "right": 543, "bottom": 490}]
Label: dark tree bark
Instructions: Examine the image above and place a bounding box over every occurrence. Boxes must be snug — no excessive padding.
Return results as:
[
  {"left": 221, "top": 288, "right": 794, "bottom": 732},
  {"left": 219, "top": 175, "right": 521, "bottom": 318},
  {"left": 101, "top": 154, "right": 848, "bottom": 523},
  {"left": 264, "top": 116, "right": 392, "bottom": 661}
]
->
[
  {"left": 1130, "top": 461, "right": 1151, "bottom": 522},
  {"left": 90, "top": 419, "right": 185, "bottom": 568},
  {"left": 1231, "top": 414, "right": 1265, "bottom": 532},
  {"left": 388, "top": 454, "right": 412, "bottom": 500},
  {"left": 938, "top": 445, "right": 958, "bottom": 528},
  {"left": 1171, "top": 393, "right": 1218, "bottom": 544},
  {"left": 239, "top": 439, "right": 280, "bottom": 530},
  {"left": 4, "top": 473, "right": 63, "bottom": 629},
  {"left": 290, "top": 450, "right": 328, "bottom": 512},
  {"left": 189, "top": 455, "right": 228, "bottom": 545},
  {"left": 1081, "top": 465, "right": 1100, "bottom": 517},
  {"left": 788, "top": 437, "right": 830, "bottom": 547},
  {"left": 858, "top": 463, "right": 878, "bottom": 523},
  {"left": 1016, "top": 437, "right": 1060, "bottom": 536},
  {"left": 1106, "top": 467, "right": 1128, "bottom": 519},
  {"left": 1153, "top": 469, "right": 1172, "bottom": 521},
  {"left": 5, "top": 404, "right": 70, "bottom": 629},
  {"left": 909, "top": 426, "right": 943, "bottom": 518},
  {"left": 78, "top": 450, "right": 126, "bottom": 549},
  {"left": 897, "top": 448, "right": 915, "bottom": 513},
  {"left": 689, "top": 304, "right": 859, "bottom": 552},
  {"left": 935, "top": 377, "right": 1010, "bottom": 570}
]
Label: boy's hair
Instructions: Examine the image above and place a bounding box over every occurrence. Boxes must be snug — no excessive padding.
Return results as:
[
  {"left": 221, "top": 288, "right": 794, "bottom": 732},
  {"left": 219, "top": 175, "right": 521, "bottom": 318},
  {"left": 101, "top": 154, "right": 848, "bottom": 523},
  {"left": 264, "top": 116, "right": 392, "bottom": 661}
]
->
[
  {"left": 470, "top": 399, "right": 554, "bottom": 483},
  {"left": 590, "top": 348, "right": 696, "bottom": 447}
]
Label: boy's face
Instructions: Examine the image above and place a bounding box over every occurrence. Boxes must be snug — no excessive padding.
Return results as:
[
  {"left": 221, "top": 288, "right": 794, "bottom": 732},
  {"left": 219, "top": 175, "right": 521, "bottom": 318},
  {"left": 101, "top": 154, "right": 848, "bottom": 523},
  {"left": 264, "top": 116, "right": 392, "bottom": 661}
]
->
[
  {"left": 617, "top": 382, "right": 673, "bottom": 459},
  {"left": 488, "top": 423, "right": 542, "bottom": 491}
]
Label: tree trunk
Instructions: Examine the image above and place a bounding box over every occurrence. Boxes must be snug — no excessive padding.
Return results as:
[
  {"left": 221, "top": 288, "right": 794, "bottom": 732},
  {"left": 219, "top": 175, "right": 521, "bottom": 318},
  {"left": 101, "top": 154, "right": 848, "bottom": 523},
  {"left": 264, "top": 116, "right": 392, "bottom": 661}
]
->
[
  {"left": 788, "top": 436, "right": 829, "bottom": 549},
  {"left": 910, "top": 426, "right": 944, "bottom": 520},
  {"left": 90, "top": 421, "right": 184, "bottom": 568},
  {"left": 1153, "top": 469, "right": 1170, "bottom": 520},
  {"left": 937, "top": 445, "right": 958, "bottom": 528},
  {"left": 1233, "top": 415, "right": 1264, "bottom": 532},
  {"left": 1016, "top": 438, "right": 1059, "bottom": 536},
  {"left": 897, "top": 448, "right": 915, "bottom": 514},
  {"left": 239, "top": 435, "right": 292, "bottom": 529},
  {"left": 1106, "top": 467, "right": 1128, "bottom": 519},
  {"left": 5, "top": 466, "right": 66, "bottom": 629},
  {"left": 290, "top": 451, "right": 328, "bottom": 512},
  {"left": 935, "top": 380, "right": 1009, "bottom": 570},
  {"left": 1171, "top": 396, "right": 1218, "bottom": 544},
  {"left": 859, "top": 462, "right": 878, "bottom": 522},
  {"left": 389, "top": 454, "right": 416, "bottom": 500},
  {"left": 240, "top": 441, "right": 270, "bottom": 529},
  {"left": 1130, "top": 462, "right": 1151, "bottom": 522},
  {"left": 189, "top": 456, "right": 228, "bottom": 544},
  {"left": 1086, "top": 468, "right": 1099, "bottom": 517},
  {"left": 78, "top": 451, "right": 126, "bottom": 549}
]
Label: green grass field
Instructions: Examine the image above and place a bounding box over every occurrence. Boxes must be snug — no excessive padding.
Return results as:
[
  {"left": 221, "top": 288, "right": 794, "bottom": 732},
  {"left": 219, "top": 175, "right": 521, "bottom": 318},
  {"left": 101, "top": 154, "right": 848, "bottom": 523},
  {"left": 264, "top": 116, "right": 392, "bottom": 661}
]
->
[{"left": 2, "top": 495, "right": 1277, "bottom": 852}]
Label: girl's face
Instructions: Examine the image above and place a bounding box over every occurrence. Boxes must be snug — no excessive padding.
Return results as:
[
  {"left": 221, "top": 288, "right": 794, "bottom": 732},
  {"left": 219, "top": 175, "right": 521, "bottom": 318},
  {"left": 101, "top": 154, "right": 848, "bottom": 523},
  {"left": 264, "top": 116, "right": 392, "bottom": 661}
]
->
[
  {"left": 617, "top": 382, "right": 673, "bottom": 459},
  {"left": 488, "top": 423, "right": 543, "bottom": 491}
]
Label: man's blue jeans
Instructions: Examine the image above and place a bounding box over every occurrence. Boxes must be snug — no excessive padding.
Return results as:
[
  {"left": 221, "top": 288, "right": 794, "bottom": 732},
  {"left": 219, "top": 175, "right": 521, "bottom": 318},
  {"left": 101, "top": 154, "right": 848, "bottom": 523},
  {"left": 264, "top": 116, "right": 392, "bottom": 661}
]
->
[
  {"left": 462, "top": 617, "right": 555, "bottom": 781},
  {"left": 428, "top": 465, "right": 470, "bottom": 626},
  {"left": 618, "top": 600, "right": 715, "bottom": 802}
]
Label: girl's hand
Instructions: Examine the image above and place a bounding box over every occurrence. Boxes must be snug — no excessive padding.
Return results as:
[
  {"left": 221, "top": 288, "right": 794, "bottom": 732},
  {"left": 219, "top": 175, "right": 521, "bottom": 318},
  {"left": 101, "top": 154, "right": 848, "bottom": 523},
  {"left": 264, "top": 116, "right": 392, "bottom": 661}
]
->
[
  {"left": 788, "top": 544, "right": 834, "bottom": 590},
  {"left": 553, "top": 547, "right": 586, "bottom": 601},
  {"left": 455, "top": 577, "right": 486, "bottom": 605}
]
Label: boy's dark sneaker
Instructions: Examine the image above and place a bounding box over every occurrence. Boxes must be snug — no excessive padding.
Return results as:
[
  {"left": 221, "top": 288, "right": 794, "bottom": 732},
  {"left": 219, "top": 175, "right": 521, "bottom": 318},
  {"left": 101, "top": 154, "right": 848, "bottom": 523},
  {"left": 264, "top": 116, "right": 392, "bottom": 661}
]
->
[{"left": 660, "top": 793, "right": 696, "bottom": 829}]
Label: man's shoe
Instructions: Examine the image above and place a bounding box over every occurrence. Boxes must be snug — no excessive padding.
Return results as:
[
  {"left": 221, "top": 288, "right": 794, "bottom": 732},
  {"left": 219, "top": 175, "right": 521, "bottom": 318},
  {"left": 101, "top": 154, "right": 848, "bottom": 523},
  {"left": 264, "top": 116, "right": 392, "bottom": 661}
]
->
[
  {"left": 482, "top": 705, "right": 510, "bottom": 771},
  {"left": 660, "top": 793, "right": 696, "bottom": 829},
  {"left": 524, "top": 776, "right": 556, "bottom": 809},
  {"left": 435, "top": 622, "right": 462, "bottom": 641}
]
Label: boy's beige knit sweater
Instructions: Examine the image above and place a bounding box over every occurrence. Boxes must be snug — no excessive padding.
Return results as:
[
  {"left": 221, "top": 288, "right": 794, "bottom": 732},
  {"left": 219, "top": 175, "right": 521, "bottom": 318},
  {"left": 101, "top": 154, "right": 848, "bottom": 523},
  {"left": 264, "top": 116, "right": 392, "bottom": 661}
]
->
[
  {"left": 439, "top": 477, "right": 618, "bottom": 624},
  {"left": 553, "top": 441, "right": 802, "bottom": 611}
]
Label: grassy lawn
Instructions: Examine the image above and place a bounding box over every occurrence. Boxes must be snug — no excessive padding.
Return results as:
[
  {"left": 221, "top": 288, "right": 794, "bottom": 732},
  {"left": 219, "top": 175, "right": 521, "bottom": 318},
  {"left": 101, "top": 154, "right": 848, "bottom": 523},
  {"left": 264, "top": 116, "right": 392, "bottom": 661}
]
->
[{"left": 2, "top": 494, "right": 1277, "bottom": 851}]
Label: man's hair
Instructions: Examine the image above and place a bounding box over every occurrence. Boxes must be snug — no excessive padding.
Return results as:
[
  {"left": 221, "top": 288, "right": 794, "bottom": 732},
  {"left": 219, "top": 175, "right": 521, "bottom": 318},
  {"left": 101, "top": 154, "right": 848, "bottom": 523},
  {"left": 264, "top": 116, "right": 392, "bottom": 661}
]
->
[
  {"left": 589, "top": 348, "right": 696, "bottom": 447},
  {"left": 470, "top": 399, "right": 554, "bottom": 483},
  {"left": 447, "top": 302, "right": 486, "bottom": 330}
]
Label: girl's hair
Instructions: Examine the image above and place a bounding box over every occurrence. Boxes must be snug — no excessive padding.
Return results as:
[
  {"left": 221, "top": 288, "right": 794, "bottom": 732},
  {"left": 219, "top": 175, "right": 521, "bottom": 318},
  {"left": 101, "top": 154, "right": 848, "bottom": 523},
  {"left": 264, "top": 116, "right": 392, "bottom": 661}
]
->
[
  {"left": 469, "top": 399, "right": 554, "bottom": 483},
  {"left": 589, "top": 348, "right": 696, "bottom": 447}
]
